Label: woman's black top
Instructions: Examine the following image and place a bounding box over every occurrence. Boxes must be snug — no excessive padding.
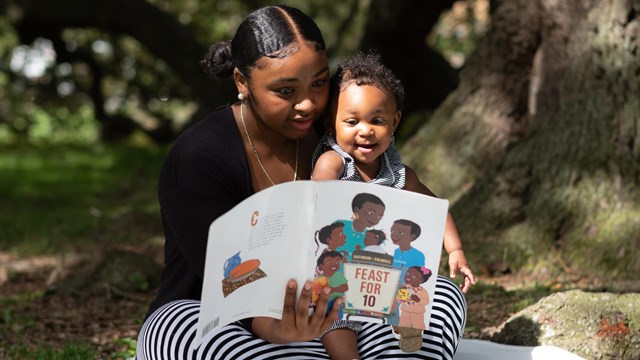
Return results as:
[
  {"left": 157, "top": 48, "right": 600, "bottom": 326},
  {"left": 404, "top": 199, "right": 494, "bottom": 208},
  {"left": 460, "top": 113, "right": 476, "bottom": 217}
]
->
[{"left": 146, "top": 104, "right": 254, "bottom": 318}]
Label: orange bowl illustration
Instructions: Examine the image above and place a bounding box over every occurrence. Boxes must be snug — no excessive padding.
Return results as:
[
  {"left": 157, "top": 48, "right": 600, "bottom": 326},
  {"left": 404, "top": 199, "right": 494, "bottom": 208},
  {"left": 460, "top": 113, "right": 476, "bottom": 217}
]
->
[{"left": 229, "top": 259, "right": 261, "bottom": 283}]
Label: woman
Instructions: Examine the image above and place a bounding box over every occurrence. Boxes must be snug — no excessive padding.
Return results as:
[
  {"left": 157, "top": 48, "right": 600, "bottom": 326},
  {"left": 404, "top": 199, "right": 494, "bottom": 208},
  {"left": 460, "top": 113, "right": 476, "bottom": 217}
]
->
[{"left": 136, "top": 5, "right": 467, "bottom": 359}]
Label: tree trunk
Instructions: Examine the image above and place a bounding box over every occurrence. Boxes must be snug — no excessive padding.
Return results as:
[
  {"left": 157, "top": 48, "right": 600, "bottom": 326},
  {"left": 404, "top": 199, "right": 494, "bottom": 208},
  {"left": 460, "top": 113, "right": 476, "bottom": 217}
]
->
[
  {"left": 402, "top": 0, "right": 640, "bottom": 281},
  {"left": 358, "top": 0, "right": 459, "bottom": 115}
]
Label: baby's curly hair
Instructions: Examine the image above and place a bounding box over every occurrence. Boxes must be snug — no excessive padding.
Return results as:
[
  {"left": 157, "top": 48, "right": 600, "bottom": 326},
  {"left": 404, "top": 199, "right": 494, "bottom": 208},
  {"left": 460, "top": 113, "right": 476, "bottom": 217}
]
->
[{"left": 330, "top": 50, "right": 405, "bottom": 112}]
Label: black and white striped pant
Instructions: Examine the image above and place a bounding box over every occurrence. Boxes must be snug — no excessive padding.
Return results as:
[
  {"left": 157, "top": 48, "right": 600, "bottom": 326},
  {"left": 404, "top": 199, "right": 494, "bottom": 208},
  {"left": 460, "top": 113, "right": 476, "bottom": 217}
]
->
[{"left": 137, "top": 275, "right": 466, "bottom": 360}]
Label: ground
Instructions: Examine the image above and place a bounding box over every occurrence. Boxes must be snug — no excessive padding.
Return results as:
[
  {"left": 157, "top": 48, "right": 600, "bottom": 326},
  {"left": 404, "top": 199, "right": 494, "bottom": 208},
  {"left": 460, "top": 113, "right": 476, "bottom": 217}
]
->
[{"left": 0, "top": 250, "right": 534, "bottom": 359}]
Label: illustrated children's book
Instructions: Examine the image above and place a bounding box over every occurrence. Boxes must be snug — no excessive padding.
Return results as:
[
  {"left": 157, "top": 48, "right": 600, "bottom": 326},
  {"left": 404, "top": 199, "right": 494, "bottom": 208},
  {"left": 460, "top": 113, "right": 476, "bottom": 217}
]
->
[{"left": 195, "top": 180, "right": 449, "bottom": 347}]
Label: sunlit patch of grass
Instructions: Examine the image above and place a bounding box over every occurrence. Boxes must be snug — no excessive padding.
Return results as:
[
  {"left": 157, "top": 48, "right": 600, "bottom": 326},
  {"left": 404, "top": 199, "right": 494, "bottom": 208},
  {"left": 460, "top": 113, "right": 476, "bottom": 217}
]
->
[
  {"left": 0, "top": 144, "right": 166, "bottom": 256},
  {"left": 508, "top": 282, "right": 554, "bottom": 313},
  {"left": 465, "top": 278, "right": 556, "bottom": 336},
  {"left": 470, "top": 279, "right": 554, "bottom": 315},
  {"left": 112, "top": 337, "right": 137, "bottom": 360}
]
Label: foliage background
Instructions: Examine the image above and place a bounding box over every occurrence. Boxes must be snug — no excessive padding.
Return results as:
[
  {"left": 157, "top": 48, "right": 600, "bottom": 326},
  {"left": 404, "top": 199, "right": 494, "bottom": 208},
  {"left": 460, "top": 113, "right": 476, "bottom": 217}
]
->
[
  {"left": 0, "top": 1, "right": 494, "bottom": 357},
  {"left": 2, "top": 0, "right": 639, "bottom": 358},
  {"left": 0, "top": 0, "right": 487, "bottom": 147},
  {"left": 0, "top": 0, "right": 490, "bottom": 255}
]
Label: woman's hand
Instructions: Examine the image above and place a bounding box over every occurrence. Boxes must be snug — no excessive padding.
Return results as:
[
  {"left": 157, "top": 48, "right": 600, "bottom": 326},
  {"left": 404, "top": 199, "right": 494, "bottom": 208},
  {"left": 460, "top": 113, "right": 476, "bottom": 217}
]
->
[
  {"left": 252, "top": 279, "right": 341, "bottom": 343},
  {"left": 448, "top": 249, "right": 477, "bottom": 293}
]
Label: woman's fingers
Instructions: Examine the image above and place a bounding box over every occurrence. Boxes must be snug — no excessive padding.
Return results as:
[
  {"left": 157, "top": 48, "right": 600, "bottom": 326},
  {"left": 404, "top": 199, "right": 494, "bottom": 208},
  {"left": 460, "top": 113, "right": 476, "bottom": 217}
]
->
[
  {"left": 296, "top": 281, "right": 313, "bottom": 324},
  {"left": 312, "top": 286, "right": 340, "bottom": 333},
  {"left": 281, "top": 279, "right": 298, "bottom": 323},
  {"left": 279, "top": 279, "right": 346, "bottom": 340},
  {"left": 312, "top": 285, "right": 330, "bottom": 320},
  {"left": 280, "top": 279, "right": 327, "bottom": 341}
]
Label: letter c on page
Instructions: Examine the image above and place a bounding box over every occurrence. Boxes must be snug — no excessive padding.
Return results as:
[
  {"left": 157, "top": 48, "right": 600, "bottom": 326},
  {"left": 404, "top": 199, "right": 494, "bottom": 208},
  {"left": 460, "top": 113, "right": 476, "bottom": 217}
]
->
[{"left": 250, "top": 211, "right": 259, "bottom": 226}]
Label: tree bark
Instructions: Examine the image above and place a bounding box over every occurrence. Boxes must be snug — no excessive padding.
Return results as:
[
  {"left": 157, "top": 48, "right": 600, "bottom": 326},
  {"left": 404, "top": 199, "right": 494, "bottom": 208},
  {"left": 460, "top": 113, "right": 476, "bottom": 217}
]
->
[{"left": 402, "top": 0, "right": 640, "bottom": 280}]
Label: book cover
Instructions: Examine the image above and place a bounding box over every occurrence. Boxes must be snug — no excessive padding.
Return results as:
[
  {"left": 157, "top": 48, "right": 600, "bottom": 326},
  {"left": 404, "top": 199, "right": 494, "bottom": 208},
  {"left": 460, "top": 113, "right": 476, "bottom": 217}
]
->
[{"left": 195, "top": 180, "right": 448, "bottom": 347}]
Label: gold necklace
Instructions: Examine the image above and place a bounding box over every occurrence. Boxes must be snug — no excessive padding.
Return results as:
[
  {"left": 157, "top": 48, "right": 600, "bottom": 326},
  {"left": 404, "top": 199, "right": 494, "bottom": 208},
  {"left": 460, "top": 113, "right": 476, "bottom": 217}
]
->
[{"left": 240, "top": 101, "right": 298, "bottom": 186}]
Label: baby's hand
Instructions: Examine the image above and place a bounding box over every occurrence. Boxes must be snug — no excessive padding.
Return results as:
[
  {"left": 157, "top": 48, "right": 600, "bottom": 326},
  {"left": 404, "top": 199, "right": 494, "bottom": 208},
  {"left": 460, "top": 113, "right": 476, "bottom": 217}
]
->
[{"left": 448, "top": 249, "right": 477, "bottom": 293}]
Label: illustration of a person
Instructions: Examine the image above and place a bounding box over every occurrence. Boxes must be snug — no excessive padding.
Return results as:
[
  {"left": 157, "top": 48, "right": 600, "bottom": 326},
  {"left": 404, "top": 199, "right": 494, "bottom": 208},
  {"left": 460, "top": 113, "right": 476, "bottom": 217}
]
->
[
  {"left": 391, "top": 219, "right": 425, "bottom": 275},
  {"left": 359, "top": 229, "right": 388, "bottom": 254},
  {"left": 316, "top": 250, "right": 348, "bottom": 317},
  {"left": 314, "top": 221, "right": 347, "bottom": 256},
  {"left": 398, "top": 266, "right": 432, "bottom": 330},
  {"left": 388, "top": 219, "right": 425, "bottom": 326},
  {"left": 314, "top": 222, "right": 348, "bottom": 278},
  {"left": 336, "top": 193, "right": 386, "bottom": 259}
]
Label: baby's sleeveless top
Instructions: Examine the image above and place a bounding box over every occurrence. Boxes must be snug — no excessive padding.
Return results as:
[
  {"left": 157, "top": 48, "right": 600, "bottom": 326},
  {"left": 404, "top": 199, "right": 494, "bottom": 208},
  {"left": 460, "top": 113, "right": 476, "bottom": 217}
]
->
[{"left": 312, "top": 134, "right": 406, "bottom": 189}]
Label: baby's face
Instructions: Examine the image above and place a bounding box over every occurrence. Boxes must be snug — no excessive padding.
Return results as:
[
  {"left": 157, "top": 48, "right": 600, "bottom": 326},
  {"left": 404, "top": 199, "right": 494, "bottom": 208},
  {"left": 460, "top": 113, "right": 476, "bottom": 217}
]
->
[{"left": 332, "top": 83, "right": 400, "bottom": 166}]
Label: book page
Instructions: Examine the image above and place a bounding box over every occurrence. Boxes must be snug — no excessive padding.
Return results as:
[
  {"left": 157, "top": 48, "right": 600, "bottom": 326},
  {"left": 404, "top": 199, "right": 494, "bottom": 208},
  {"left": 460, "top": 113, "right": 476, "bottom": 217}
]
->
[
  {"left": 310, "top": 181, "right": 448, "bottom": 329},
  {"left": 195, "top": 181, "right": 315, "bottom": 347},
  {"left": 195, "top": 180, "right": 449, "bottom": 347}
]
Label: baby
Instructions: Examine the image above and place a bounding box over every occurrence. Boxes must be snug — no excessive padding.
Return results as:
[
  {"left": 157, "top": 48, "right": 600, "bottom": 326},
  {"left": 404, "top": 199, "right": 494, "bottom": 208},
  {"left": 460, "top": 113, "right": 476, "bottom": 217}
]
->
[{"left": 312, "top": 50, "right": 476, "bottom": 353}]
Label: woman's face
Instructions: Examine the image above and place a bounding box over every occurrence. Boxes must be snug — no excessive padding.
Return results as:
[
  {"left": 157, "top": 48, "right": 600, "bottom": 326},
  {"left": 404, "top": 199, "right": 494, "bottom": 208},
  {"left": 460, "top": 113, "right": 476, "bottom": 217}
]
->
[{"left": 245, "top": 45, "right": 330, "bottom": 139}]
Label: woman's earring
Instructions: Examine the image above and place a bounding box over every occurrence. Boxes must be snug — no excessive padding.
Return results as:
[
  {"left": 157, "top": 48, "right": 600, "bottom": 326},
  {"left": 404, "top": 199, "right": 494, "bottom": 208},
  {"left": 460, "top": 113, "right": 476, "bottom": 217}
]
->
[{"left": 237, "top": 93, "right": 245, "bottom": 101}]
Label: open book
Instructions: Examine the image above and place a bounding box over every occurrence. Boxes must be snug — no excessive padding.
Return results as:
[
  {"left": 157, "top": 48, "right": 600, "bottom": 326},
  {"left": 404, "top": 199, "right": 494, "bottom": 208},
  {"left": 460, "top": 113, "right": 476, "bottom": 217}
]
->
[{"left": 195, "top": 180, "right": 448, "bottom": 347}]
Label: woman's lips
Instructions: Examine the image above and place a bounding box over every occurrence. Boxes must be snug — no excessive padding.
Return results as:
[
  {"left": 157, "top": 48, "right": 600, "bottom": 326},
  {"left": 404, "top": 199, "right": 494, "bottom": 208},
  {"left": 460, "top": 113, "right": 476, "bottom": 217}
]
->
[{"left": 289, "top": 117, "right": 315, "bottom": 131}]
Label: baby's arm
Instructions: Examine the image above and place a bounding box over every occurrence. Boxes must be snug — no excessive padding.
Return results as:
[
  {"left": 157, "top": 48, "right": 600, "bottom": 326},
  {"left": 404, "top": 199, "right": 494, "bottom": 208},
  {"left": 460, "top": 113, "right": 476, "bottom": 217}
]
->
[
  {"left": 403, "top": 166, "right": 477, "bottom": 293},
  {"left": 311, "top": 150, "right": 344, "bottom": 180},
  {"left": 442, "top": 214, "right": 476, "bottom": 293}
]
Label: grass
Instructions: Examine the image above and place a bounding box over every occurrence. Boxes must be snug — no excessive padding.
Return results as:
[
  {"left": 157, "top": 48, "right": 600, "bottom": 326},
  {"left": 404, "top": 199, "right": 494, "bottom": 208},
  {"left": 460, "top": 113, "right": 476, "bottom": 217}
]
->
[
  {"left": 0, "top": 144, "right": 166, "bottom": 256},
  {"left": 462, "top": 279, "right": 556, "bottom": 337},
  {"left": 0, "top": 143, "right": 166, "bottom": 358},
  {"left": 2, "top": 342, "right": 98, "bottom": 360},
  {"left": 111, "top": 338, "right": 137, "bottom": 359}
]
